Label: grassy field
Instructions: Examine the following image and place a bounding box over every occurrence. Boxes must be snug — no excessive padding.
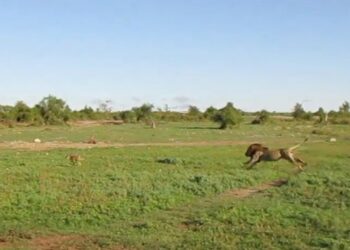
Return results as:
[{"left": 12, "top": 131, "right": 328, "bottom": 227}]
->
[{"left": 0, "top": 121, "right": 349, "bottom": 249}]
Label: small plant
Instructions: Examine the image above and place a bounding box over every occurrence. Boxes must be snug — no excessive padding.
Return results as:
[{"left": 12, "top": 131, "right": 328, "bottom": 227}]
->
[{"left": 156, "top": 157, "right": 184, "bottom": 165}]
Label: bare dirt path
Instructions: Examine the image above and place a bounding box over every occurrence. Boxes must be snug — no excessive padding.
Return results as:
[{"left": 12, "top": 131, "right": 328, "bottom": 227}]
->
[{"left": 0, "top": 140, "right": 251, "bottom": 151}]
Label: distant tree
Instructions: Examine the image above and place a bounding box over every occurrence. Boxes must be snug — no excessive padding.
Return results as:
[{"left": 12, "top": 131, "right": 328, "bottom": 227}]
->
[
  {"left": 339, "top": 101, "right": 350, "bottom": 113},
  {"left": 204, "top": 106, "right": 217, "bottom": 119},
  {"left": 31, "top": 107, "right": 45, "bottom": 125},
  {"left": 81, "top": 106, "right": 94, "bottom": 114},
  {"left": 97, "top": 100, "right": 113, "bottom": 112},
  {"left": 164, "top": 104, "right": 170, "bottom": 112},
  {"left": 252, "top": 109, "right": 270, "bottom": 124},
  {"left": 292, "top": 103, "right": 306, "bottom": 119},
  {"left": 133, "top": 103, "right": 154, "bottom": 122},
  {"left": 187, "top": 105, "right": 201, "bottom": 116},
  {"left": 327, "top": 101, "right": 350, "bottom": 124},
  {"left": 120, "top": 110, "right": 137, "bottom": 123},
  {"left": 314, "top": 107, "right": 327, "bottom": 123},
  {"left": 328, "top": 110, "right": 337, "bottom": 118},
  {"left": 0, "top": 105, "right": 13, "bottom": 121},
  {"left": 36, "top": 95, "right": 71, "bottom": 125},
  {"left": 212, "top": 102, "right": 243, "bottom": 129},
  {"left": 187, "top": 105, "right": 202, "bottom": 120},
  {"left": 12, "top": 101, "right": 32, "bottom": 122},
  {"left": 79, "top": 106, "right": 95, "bottom": 119},
  {"left": 303, "top": 112, "right": 313, "bottom": 121},
  {"left": 112, "top": 112, "right": 121, "bottom": 121}
]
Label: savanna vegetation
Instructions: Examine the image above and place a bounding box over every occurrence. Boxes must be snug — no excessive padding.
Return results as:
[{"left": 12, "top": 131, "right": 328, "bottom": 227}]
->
[
  {"left": 0, "top": 113, "right": 348, "bottom": 249},
  {"left": 0, "top": 97, "right": 349, "bottom": 249},
  {"left": 1, "top": 95, "right": 350, "bottom": 128}
]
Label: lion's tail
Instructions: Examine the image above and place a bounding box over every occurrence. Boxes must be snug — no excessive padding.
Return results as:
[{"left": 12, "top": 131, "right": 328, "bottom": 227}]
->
[{"left": 288, "top": 138, "right": 309, "bottom": 151}]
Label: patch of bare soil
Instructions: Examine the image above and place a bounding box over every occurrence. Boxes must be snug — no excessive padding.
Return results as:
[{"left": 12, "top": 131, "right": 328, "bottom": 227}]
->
[
  {"left": 221, "top": 179, "right": 289, "bottom": 199},
  {"left": 0, "top": 140, "right": 250, "bottom": 151},
  {"left": 30, "top": 235, "right": 86, "bottom": 250},
  {"left": 0, "top": 239, "right": 10, "bottom": 249},
  {"left": 68, "top": 120, "right": 124, "bottom": 127}
]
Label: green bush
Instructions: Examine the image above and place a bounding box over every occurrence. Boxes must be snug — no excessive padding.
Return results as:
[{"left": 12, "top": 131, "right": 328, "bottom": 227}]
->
[
  {"left": 120, "top": 110, "right": 137, "bottom": 123},
  {"left": 204, "top": 106, "right": 217, "bottom": 120},
  {"left": 251, "top": 110, "right": 270, "bottom": 124},
  {"left": 11, "top": 101, "right": 32, "bottom": 123},
  {"left": 35, "top": 95, "right": 71, "bottom": 125},
  {"left": 187, "top": 106, "right": 203, "bottom": 120},
  {"left": 292, "top": 103, "right": 306, "bottom": 120},
  {"left": 212, "top": 102, "right": 243, "bottom": 129}
]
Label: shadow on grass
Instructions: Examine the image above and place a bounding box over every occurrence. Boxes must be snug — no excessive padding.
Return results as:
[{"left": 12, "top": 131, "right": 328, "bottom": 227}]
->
[{"left": 177, "top": 126, "right": 220, "bottom": 130}]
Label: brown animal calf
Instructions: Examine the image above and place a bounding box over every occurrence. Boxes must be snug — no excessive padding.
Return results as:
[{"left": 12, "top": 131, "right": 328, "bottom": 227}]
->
[
  {"left": 87, "top": 136, "right": 97, "bottom": 144},
  {"left": 244, "top": 138, "right": 308, "bottom": 170},
  {"left": 68, "top": 154, "right": 83, "bottom": 165}
]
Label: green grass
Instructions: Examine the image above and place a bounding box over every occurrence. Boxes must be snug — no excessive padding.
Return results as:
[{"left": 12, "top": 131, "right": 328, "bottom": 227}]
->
[
  {"left": 0, "top": 122, "right": 349, "bottom": 249},
  {"left": 1, "top": 121, "right": 348, "bottom": 144}
]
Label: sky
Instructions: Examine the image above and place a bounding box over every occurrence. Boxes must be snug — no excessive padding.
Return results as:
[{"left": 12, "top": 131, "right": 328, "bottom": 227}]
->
[{"left": 0, "top": 0, "right": 349, "bottom": 112}]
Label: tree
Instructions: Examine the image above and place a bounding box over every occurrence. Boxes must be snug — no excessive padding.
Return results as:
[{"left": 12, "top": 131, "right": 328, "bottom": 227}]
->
[
  {"left": 120, "top": 110, "right": 137, "bottom": 123},
  {"left": 252, "top": 109, "right": 270, "bottom": 124},
  {"left": 131, "top": 103, "right": 157, "bottom": 127},
  {"left": 187, "top": 105, "right": 202, "bottom": 120},
  {"left": 164, "top": 104, "right": 170, "bottom": 112},
  {"left": 98, "top": 100, "right": 113, "bottom": 112},
  {"left": 212, "top": 102, "right": 243, "bottom": 129},
  {"left": 0, "top": 105, "right": 13, "bottom": 121},
  {"left": 204, "top": 106, "right": 217, "bottom": 119},
  {"left": 188, "top": 105, "right": 201, "bottom": 116},
  {"left": 79, "top": 106, "right": 95, "bottom": 119},
  {"left": 339, "top": 101, "right": 350, "bottom": 113},
  {"left": 12, "top": 101, "right": 32, "bottom": 122},
  {"left": 36, "top": 95, "right": 71, "bottom": 125},
  {"left": 314, "top": 107, "right": 327, "bottom": 123},
  {"left": 292, "top": 103, "right": 306, "bottom": 119},
  {"left": 133, "top": 103, "right": 154, "bottom": 121}
]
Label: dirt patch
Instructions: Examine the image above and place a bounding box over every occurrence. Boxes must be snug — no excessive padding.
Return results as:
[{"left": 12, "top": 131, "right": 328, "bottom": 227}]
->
[
  {"left": 221, "top": 179, "right": 289, "bottom": 199},
  {"left": 30, "top": 235, "right": 87, "bottom": 250},
  {"left": 0, "top": 140, "right": 251, "bottom": 151},
  {"left": 0, "top": 239, "right": 10, "bottom": 249},
  {"left": 69, "top": 120, "right": 124, "bottom": 127}
]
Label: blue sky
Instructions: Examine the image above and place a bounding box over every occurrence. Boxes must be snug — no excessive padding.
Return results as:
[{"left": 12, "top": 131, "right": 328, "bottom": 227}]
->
[{"left": 0, "top": 0, "right": 349, "bottom": 112}]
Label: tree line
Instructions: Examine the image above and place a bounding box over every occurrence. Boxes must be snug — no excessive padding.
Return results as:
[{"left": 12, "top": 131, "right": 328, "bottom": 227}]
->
[{"left": 0, "top": 95, "right": 349, "bottom": 128}]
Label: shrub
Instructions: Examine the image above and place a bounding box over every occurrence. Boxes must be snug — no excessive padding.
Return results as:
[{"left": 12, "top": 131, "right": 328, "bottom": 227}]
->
[
  {"left": 212, "top": 102, "right": 243, "bottom": 129},
  {"left": 120, "top": 111, "right": 137, "bottom": 123},
  {"left": 187, "top": 106, "right": 203, "bottom": 120},
  {"left": 292, "top": 103, "right": 306, "bottom": 120},
  {"left": 35, "top": 95, "right": 71, "bottom": 125},
  {"left": 251, "top": 110, "right": 270, "bottom": 124},
  {"left": 314, "top": 107, "right": 327, "bottom": 124},
  {"left": 204, "top": 106, "right": 217, "bottom": 120},
  {"left": 11, "top": 101, "right": 32, "bottom": 123}
]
